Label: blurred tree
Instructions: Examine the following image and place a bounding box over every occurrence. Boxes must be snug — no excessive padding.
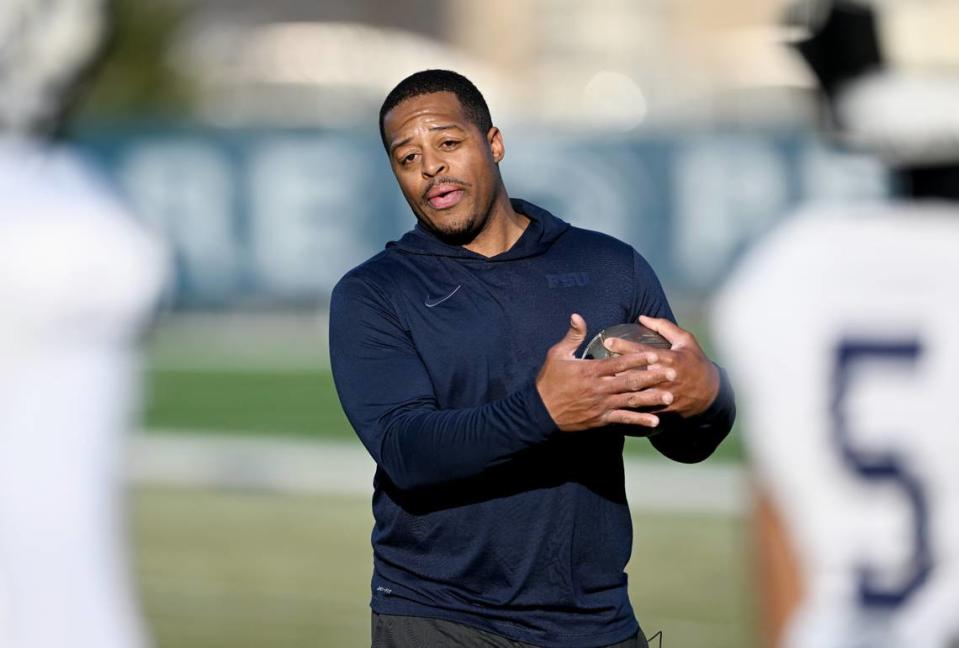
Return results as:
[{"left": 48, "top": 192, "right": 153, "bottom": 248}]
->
[{"left": 73, "top": 0, "right": 194, "bottom": 123}]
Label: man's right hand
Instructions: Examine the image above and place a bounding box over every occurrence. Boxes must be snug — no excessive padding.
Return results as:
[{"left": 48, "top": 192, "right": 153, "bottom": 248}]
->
[{"left": 535, "top": 314, "right": 677, "bottom": 432}]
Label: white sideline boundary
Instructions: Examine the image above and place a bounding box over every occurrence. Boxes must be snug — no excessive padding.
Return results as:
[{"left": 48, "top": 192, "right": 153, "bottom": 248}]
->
[{"left": 128, "top": 432, "right": 747, "bottom": 516}]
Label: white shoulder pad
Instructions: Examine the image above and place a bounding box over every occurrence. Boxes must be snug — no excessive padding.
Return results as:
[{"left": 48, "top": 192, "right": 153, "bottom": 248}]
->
[{"left": 0, "top": 144, "right": 168, "bottom": 346}]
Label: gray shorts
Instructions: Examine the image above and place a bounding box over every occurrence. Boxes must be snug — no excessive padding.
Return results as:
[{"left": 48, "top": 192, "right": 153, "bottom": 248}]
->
[{"left": 371, "top": 612, "right": 649, "bottom": 648}]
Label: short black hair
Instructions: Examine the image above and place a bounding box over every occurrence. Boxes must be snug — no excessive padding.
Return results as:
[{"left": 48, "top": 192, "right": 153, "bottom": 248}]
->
[{"left": 379, "top": 69, "right": 492, "bottom": 150}]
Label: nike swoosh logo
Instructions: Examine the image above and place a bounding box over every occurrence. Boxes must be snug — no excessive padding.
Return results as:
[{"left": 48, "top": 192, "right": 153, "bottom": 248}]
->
[{"left": 424, "top": 285, "right": 461, "bottom": 308}]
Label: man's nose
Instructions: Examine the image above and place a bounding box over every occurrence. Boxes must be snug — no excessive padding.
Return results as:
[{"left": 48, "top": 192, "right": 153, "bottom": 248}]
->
[{"left": 421, "top": 151, "right": 446, "bottom": 178}]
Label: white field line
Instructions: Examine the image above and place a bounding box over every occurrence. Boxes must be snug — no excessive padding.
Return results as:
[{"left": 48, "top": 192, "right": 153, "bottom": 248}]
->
[{"left": 128, "top": 432, "right": 746, "bottom": 515}]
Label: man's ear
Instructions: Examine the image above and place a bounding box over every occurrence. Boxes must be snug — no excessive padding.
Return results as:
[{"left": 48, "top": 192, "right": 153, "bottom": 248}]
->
[{"left": 487, "top": 127, "right": 504, "bottom": 163}]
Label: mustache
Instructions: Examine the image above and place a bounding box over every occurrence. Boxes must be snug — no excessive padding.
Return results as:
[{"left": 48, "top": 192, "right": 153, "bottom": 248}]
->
[{"left": 422, "top": 177, "right": 470, "bottom": 200}]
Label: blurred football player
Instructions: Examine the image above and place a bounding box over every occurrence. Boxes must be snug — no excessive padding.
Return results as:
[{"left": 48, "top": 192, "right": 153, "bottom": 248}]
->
[
  {"left": 713, "top": 1, "right": 959, "bottom": 647},
  {"left": 0, "top": 1, "right": 166, "bottom": 646}
]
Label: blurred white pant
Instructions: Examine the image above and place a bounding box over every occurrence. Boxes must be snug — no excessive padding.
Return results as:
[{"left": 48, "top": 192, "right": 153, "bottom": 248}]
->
[{"left": 0, "top": 344, "right": 148, "bottom": 648}]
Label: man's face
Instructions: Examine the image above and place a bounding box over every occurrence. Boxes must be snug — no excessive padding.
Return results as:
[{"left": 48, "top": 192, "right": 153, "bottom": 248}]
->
[{"left": 383, "top": 91, "right": 504, "bottom": 244}]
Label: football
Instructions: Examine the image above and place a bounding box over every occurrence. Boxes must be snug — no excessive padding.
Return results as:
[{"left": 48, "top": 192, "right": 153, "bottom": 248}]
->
[{"left": 581, "top": 322, "right": 671, "bottom": 360}]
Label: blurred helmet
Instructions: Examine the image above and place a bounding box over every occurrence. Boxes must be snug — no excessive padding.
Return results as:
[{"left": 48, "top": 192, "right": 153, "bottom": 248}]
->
[
  {"left": 0, "top": 0, "right": 108, "bottom": 135},
  {"left": 785, "top": 0, "right": 959, "bottom": 168}
]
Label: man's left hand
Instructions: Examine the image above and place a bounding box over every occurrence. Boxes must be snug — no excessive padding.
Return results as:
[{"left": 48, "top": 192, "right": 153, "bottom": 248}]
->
[{"left": 603, "top": 315, "right": 720, "bottom": 418}]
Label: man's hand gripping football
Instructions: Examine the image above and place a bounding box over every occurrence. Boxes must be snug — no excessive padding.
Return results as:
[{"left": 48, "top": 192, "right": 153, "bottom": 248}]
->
[{"left": 535, "top": 314, "right": 720, "bottom": 432}]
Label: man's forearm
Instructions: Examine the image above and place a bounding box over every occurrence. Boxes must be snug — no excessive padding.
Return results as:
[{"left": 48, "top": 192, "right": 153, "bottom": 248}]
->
[
  {"left": 648, "top": 365, "right": 736, "bottom": 464},
  {"left": 364, "top": 381, "right": 556, "bottom": 490}
]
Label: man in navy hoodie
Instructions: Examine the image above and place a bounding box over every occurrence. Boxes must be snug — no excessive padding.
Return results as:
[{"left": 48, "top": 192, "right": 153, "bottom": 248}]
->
[{"left": 330, "top": 69, "right": 736, "bottom": 648}]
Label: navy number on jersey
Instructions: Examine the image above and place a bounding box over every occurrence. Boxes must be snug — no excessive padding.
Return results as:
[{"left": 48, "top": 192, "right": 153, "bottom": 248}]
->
[{"left": 831, "top": 339, "right": 933, "bottom": 609}]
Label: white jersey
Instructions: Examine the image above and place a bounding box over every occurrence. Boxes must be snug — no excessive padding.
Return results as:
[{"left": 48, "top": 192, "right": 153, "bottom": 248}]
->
[
  {"left": 712, "top": 202, "right": 959, "bottom": 648},
  {"left": 0, "top": 139, "right": 166, "bottom": 648}
]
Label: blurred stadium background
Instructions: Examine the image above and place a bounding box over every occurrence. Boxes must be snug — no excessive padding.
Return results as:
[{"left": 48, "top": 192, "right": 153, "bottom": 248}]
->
[{"left": 62, "top": 0, "right": 957, "bottom": 646}]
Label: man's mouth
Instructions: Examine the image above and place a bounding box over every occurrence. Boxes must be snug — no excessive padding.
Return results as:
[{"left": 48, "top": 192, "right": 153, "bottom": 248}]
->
[{"left": 425, "top": 184, "right": 465, "bottom": 210}]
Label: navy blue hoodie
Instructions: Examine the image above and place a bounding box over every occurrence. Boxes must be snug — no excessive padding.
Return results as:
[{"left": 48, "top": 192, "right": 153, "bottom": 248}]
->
[{"left": 329, "top": 199, "right": 734, "bottom": 647}]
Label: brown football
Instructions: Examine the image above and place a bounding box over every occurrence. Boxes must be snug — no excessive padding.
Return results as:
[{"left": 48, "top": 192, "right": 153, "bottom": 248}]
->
[{"left": 581, "top": 323, "right": 671, "bottom": 360}]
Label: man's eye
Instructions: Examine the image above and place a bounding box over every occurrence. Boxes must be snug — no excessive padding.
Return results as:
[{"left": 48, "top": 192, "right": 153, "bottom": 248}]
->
[
  {"left": 441, "top": 140, "right": 458, "bottom": 149},
  {"left": 401, "top": 153, "right": 417, "bottom": 165}
]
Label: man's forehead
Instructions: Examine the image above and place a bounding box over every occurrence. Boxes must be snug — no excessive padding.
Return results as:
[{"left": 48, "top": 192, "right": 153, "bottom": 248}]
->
[{"left": 384, "top": 92, "right": 469, "bottom": 136}]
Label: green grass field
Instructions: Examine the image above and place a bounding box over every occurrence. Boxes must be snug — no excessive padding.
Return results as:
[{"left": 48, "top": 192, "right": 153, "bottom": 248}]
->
[
  {"left": 134, "top": 489, "right": 757, "bottom": 648},
  {"left": 143, "top": 366, "right": 744, "bottom": 461},
  {"left": 142, "top": 311, "right": 744, "bottom": 460}
]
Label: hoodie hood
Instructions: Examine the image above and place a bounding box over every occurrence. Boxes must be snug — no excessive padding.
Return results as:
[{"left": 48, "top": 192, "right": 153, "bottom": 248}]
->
[{"left": 386, "top": 198, "right": 570, "bottom": 262}]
